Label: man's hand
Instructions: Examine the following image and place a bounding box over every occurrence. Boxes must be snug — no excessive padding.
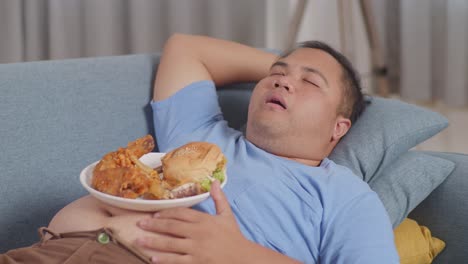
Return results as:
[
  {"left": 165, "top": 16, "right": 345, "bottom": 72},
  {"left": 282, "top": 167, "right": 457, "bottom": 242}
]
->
[{"left": 135, "top": 180, "right": 249, "bottom": 263}]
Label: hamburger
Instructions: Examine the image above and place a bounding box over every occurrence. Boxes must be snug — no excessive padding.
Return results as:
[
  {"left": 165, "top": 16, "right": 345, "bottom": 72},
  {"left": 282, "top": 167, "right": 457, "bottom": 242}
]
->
[{"left": 161, "top": 141, "right": 227, "bottom": 195}]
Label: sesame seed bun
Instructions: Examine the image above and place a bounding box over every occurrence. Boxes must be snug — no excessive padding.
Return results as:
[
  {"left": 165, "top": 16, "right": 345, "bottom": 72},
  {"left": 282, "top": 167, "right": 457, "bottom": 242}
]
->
[{"left": 161, "top": 142, "right": 226, "bottom": 187}]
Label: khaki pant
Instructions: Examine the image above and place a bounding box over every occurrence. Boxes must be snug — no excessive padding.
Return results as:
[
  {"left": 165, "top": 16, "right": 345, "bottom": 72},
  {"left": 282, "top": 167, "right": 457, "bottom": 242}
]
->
[{"left": 1, "top": 227, "right": 151, "bottom": 264}]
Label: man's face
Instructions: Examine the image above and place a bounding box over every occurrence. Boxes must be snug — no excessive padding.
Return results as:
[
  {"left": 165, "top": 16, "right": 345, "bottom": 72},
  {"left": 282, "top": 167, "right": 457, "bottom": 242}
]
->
[{"left": 246, "top": 48, "right": 350, "bottom": 161}]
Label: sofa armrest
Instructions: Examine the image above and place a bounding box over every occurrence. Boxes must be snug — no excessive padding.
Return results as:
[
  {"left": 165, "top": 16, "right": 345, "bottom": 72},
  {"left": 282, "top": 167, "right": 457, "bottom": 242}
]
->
[{"left": 409, "top": 151, "right": 468, "bottom": 263}]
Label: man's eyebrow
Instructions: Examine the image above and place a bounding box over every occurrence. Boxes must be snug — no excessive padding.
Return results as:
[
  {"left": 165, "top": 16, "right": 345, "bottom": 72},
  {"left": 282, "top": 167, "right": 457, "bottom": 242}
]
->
[
  {"left": 270, "top": 61, "right": 288, "bottom": 69},
  {"left": 270, "top": 61, "right": 329, "bottom": 87}
]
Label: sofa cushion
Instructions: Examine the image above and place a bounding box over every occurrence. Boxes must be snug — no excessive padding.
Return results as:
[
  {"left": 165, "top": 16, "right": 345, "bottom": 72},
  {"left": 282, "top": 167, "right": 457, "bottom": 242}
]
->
[
  {"left": 394, "top": 218, "right": 445, "bottom": 264},
  {"left": 329, "top": 96, "right": 449, "bottom": 181},
  {"left": 369, "top": 151, "right": 454, "bottom": 226}
]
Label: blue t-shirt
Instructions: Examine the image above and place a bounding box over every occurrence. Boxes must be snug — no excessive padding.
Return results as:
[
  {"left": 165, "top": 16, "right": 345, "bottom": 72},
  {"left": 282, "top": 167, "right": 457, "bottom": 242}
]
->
[{"left": 151, "top": 80, "right": 399, "bottom": 263}]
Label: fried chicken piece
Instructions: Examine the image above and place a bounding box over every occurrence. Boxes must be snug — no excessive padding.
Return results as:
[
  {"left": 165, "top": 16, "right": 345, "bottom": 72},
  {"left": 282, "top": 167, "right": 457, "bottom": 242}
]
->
[
  {"left": 94, "top": 134, "right": 155, "bottom": 172},
  {"left": 92, "top": 135, "right": 171, "bottom": 199},
  {"left": 93, "top": 167, "right": 153, "bottom": 199},
  {"left": 142, "top": 180, "right": 173, "bottom": 200},
  {"left": 126, "top": 134, "right": 155, "bottom": 158}
]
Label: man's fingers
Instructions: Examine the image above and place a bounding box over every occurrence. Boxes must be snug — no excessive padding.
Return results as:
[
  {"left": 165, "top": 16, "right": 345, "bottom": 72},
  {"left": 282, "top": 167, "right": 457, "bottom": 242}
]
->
[
  {"left": 155, "top": 207, "right": 206, "bottom": 223},
  {"left": 138, "top": 218, "right": 192, "bottom": 238},
  {"left": 210, "top": 180, "right": 232, "bottom": 216},
  {"left": 135, "top": 234, "right": 191, "bottom": 254}
]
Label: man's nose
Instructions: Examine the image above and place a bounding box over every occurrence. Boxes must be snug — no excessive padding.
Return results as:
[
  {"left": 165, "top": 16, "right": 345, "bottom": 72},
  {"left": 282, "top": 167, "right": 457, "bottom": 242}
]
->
[{"left": 273, "top": 77, "right": 294, "bottom": 92}]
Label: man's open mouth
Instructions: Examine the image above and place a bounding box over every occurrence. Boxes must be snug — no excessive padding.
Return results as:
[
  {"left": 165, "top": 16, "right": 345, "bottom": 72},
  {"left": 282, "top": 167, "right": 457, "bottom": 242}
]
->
[{"left": 266, "top": 95, "right": 287, "bottom": 110}]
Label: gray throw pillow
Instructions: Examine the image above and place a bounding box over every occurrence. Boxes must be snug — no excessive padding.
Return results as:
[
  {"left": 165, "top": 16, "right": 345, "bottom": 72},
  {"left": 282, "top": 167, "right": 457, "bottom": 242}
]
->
[
  {"left": 369, "top": 151, "right": 455, "bottom": 227},
  {"left": 329, "top": 96, "right": 449, "bottom": 182}
]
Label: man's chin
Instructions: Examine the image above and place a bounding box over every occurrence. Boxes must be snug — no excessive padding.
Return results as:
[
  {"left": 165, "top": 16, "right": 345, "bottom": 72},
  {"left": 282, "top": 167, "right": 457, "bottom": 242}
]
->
[
  {"left": 246, "top": 121, "right": 284, "bottom": 139},
  {"left": 246, "top": 132, "right": 294, "bottom": 161},
  {"left": 246, "top": 130, "right": 325, "bottom": 166},
  {"left": 246, "top": 123, "right": 285, "bottom": 151}
]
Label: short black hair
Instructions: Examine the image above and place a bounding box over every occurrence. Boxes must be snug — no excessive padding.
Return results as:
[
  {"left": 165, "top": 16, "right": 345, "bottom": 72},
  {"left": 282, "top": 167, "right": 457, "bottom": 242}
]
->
[{"left": 280, "top": 41, "right": 366, "bottom": 124}]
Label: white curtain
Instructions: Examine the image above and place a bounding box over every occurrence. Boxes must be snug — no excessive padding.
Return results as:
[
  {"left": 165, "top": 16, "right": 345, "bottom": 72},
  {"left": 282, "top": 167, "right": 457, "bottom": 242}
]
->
[
  {"left": 0, "top": 0, "right": 267, "bottom": 63},
  {"left": 391, "top": 0, "right": 468, "bottom": 106}
]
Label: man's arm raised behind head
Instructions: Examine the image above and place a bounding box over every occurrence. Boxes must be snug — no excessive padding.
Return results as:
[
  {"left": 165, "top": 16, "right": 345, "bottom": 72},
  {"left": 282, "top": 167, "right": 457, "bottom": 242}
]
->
[{"left": 153, "top": 33, "right": 278, "bottom": 101}]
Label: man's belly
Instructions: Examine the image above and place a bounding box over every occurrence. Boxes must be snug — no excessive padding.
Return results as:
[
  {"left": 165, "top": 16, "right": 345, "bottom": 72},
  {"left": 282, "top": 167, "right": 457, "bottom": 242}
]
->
[{"left": 48, "top": 195, "right": 156, "bottom": 256}]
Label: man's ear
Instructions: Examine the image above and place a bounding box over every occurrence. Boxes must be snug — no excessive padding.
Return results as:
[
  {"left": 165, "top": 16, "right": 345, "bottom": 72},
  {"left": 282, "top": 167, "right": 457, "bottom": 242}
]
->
[{"left": 331, "top": 117, "right": 351, "bottom": 143}]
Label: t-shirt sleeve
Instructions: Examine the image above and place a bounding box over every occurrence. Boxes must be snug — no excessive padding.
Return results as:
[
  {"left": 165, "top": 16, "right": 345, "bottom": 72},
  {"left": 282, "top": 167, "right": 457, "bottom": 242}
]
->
[
  {"left": 319, "top": 191, "right": 400, "bottom": 264},
  {"left": 151, "top": 80, "right": 223, "bottom": 152}
]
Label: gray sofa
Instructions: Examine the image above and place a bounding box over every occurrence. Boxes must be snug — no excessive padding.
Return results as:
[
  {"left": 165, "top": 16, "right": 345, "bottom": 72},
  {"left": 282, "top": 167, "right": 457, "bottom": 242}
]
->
[{"left": 1, "top": 54, "right": 467, "bottom": 263}]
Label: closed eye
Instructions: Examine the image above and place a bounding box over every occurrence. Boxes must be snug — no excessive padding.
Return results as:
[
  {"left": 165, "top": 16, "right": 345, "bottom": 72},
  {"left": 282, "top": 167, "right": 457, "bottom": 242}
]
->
[
  {"left": 270, "top": 72, "right": 285, "bottom": 76},
  {"left": 304, "top": 79, "right": 320, "bottom": 88}
]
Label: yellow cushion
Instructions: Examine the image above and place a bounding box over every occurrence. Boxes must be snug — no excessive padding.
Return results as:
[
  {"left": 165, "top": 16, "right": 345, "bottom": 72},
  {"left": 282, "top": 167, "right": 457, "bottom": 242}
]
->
[{"left": 394, "top": 218, "right": 446, "bottom": 264}]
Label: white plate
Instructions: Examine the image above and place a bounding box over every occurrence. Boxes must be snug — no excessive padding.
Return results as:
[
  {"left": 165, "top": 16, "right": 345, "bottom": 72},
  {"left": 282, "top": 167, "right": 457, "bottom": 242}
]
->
[{"left": 80, "top": 152, "right": 227, "bottom": 212}]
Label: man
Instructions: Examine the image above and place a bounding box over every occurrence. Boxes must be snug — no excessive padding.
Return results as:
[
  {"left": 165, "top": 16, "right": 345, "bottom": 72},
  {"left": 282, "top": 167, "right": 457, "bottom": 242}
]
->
[{"left": 1, "top": 34, "right": 398, "bottom": 264}]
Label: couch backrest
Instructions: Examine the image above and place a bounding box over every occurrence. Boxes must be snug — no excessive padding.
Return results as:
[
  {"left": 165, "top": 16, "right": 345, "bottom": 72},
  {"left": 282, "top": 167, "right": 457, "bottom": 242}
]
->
[
  {"left": 0, "top": 54, "right": 158, "bottom": 251},
  {"left": 0, "top": 54, "right": 256, "bottom": 252},
  {"left": 2, "top": 54, "right": 468, "bottom": 264}
]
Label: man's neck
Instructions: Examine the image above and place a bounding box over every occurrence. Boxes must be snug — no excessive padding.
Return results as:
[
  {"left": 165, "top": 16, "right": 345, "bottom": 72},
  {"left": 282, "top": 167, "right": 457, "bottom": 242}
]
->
[
  {"left": 245, "top": 133, "right": 324, "bottom": 167},
  {"left": 281, "top": 156, "right": 322, "bottom": 167}
]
